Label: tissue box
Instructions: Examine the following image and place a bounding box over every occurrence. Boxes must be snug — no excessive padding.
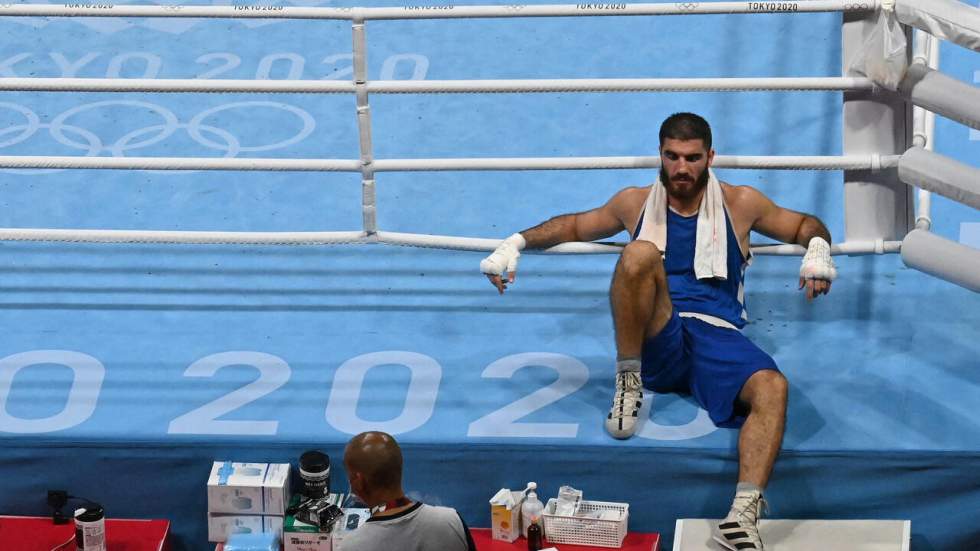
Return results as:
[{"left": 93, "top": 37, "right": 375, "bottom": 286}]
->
[
  {"left": 208, "top": 513, "right": 283, "bottom": 543},
  {"left": 208, "top": 461, "right": 291, "bottom": 515},
  {"left": 489, "top": 488, "right": 524, "bottom": 543}
]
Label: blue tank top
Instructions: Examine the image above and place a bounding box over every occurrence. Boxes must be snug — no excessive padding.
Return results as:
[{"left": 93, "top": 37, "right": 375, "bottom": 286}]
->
[{"left": 633, "top": 207, "right": 749, "bottom": 328}]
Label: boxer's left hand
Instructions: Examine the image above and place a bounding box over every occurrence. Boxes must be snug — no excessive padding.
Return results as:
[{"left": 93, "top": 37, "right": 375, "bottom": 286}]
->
[{"left": 799, "top": 236, "right": 836, "bottom": 300}]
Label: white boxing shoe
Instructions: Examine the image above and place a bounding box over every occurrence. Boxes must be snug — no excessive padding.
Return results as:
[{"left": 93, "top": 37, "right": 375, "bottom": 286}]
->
[
  {"left": 712, "top": 490, "right": 767, "bottom": 550},
  {"left": 605, "top": 369, "right": 643, "bottom": 439}
]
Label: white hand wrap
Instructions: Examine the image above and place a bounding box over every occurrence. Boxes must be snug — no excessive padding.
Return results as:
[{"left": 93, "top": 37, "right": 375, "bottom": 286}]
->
[
  {"left": 480, "top": 233, "right": 526, "bottom": 277},
  {"left": 800, "top": 236, "right": 837, "bottom": 281}
]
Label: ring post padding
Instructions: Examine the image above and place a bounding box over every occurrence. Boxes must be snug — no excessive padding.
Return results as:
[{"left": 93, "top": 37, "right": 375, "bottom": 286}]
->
[
  {"left": 902, "top": 229, "right": 980, "bottom": 293},
  {"left": 898, "top": 63, "right": 980, "bottom": 131},
  {"left": 898, "top": 148, "right": 980, "bottom": 210},
  {"left": 895, "top": 0, "right": 980, "bottom": 53}
]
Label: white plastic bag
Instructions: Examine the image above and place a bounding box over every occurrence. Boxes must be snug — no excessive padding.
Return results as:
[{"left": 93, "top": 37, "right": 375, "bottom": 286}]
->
[{"left": 847, "top": 7, "right": 909, "bottom": 90}]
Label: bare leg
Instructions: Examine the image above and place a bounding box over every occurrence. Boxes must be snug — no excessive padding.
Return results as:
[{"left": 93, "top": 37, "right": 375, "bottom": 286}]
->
[
  {"left": 736, "top": 369, "right": 788, "bottom": 488},
  {"left": 712, "top": 370, "right": 787, "bottom": 550},
  {"left": 605, "top": 241, "right": 675, "bottom": 439},
  {"left": 609, "top": 240, "right": 674, "bottom": 359}
]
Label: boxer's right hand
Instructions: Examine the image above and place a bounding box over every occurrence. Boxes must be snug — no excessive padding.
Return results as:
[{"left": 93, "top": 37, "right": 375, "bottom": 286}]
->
[{"left": 480, "top": 233, "right": 526, "bottom": 294}]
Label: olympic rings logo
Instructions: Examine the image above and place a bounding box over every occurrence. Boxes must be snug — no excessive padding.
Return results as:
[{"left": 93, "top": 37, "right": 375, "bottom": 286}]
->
[
  {"left": 842, "top": 2, "right": 871, "bottom": 9},
  {"left": 675, "top": 2, "right": 699, "bottom": 11},
  {"left": 0, "top": 100, "right": 315, "bottom": 174},
  {"left": 505, "top": 4, "right": 526, "bottom": 10}
]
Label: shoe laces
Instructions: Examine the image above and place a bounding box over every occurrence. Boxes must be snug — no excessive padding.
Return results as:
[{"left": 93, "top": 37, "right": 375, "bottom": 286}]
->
[
  {"left": 731, "top": 492, "right": 768, "bottom": 527},
  {"left": 612, "top": 371, "right": 642, "bottom": 410}
]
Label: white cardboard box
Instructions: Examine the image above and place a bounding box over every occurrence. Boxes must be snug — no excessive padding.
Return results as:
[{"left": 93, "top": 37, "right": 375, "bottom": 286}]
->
[
  {"left": 207, "top": 513, "right": 283, "bottom": 543},
  {"left": 489, "top": 489, "right": 524, "bottom": 543},
  {"left": 207, "top": 461, "right": 291, "bottom": 515}
]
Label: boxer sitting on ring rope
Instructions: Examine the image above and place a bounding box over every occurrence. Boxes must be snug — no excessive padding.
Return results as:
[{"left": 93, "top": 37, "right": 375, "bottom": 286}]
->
[{"left": 480, "top": 113, "right": 837, "bottom": 551}]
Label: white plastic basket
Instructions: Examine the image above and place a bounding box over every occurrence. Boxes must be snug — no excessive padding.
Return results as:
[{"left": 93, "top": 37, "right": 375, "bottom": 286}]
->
[{"left": 541, "top": 498, "right": 629, "bottom": 548}]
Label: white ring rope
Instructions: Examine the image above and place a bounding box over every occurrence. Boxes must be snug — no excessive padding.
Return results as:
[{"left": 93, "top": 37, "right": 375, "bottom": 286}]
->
[
  {"left": 0, "top": 77, "right": 875, "bottom": 94},
  {"left": 0, "top": 154, "right": 898, "bottom": 172},
  {"left": 0, "top": 228, "right": 370, "bottom": 245},
  {"left": 0, "top": 78, "right": 354, "bottom": 94},
  {"left": 0, "top": 227, "right": 898, "bottom": 256},
  {"left": 0, "top": 156, "right": 361, "bottom": 172},
  {"left": 368, "top": 78, "right": 876, "bottom": 93},
  {"left": 0, "top": 1, "right": 877, "bottom": 21}
]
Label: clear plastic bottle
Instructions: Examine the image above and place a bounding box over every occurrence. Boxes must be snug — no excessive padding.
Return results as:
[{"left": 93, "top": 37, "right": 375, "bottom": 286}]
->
[{"left": 521, "top": 482, "right": 544, "bottom": 541}]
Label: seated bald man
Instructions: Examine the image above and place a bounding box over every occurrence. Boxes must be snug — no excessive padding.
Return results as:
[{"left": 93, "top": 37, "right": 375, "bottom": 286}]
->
[
  {"left": 341, "top": 431, "right": 476, "bottom": 551},
  {"left": 480, "top": 112, "right": 837, "bottom": 551}
]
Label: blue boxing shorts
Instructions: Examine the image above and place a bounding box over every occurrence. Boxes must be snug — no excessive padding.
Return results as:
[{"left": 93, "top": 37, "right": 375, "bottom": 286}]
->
[{"left": 641, "top": 310, "right": 779, "bottom": 428}]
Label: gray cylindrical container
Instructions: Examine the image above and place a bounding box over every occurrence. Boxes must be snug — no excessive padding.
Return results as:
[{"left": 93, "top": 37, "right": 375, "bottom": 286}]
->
[{"left": 74, "top": 505, "right": 106, "bottom": 551}]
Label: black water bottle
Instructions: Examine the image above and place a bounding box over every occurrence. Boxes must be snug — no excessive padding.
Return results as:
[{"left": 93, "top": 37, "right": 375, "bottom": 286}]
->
[{"left": 526, "top": 521, "right": 542, "bottom": 551}]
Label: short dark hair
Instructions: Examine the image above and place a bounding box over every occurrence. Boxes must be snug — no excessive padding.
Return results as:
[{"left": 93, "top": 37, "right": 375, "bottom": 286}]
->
[{"left": 659, "top": 112, "right": 712, "bottom": 151}]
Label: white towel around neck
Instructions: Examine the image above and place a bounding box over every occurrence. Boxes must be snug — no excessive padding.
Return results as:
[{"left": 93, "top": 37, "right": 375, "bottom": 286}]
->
[{"left": 636, "top": 168, "right": 729, "bottom": 281}]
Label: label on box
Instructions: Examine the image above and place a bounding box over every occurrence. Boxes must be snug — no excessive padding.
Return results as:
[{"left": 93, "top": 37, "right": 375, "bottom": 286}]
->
[{"left": 284, "top": 531, "right": 332, "bottom": 551}]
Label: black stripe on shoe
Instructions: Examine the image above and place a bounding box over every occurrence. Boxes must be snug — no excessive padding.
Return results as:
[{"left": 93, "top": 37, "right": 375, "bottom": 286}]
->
[
  {"left": 719, "top": 522, "right": 741, "bottom": 529},
  {"left": 734, "top": 543, "right": 758, "bottom": 550},
  {"left": 724, "top": 532, "right": 749, "bottom": 540}
]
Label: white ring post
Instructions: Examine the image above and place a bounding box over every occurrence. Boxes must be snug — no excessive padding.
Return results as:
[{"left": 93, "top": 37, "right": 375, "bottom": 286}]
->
[
  {"left": 912, "top": 29, "right": 938, "bottom": 230},
  {"left": 842, "top": 11, "right": 914, "bottom": 242},
  {"left": 352, "top": 19, "right": 378, "bottom": 235}
]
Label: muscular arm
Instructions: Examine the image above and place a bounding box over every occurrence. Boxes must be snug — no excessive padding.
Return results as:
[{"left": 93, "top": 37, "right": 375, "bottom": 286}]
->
[
  {"left": 520, "top": 187, "right": 642, "bottom": 249},
  {"left": 743, "top": 187, "right": 831, "bottom": 247},
  {"left": 481, "top": 187, "right": 642, "bottom": 294},
  {"left": 735, "top": 186, "right": 834, "bottom": 300}
]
